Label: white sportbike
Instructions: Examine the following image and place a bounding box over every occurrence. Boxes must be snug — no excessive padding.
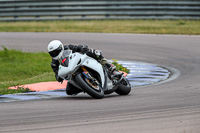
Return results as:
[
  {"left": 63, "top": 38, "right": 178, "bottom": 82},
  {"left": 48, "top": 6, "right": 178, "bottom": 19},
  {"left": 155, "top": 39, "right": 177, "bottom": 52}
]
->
[{"left": 58, "top": 50, "right": 131, "bottom": 99}]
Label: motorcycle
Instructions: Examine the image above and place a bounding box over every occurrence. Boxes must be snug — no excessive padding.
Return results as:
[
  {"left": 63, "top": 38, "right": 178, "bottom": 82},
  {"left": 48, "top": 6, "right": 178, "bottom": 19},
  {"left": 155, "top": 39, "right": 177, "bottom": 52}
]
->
[{"left": 58, "top": 50, "right": 131, "bottom": 99}]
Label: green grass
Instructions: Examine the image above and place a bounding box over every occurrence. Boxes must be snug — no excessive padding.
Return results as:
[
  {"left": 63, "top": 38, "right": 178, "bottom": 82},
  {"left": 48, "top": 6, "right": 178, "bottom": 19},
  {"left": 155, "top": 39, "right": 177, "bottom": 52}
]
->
[
  {"left": 0, "top": 47, "right": 55, "bottom": 95},
  {"left": 0, "top": 20, "right": 200, "bottom": 34},
  {"left": 112, "top": 59, "right": 130, "bottom": 74},
  {"left": 0, "top": 47, "right": 129, "bottom": 95}
]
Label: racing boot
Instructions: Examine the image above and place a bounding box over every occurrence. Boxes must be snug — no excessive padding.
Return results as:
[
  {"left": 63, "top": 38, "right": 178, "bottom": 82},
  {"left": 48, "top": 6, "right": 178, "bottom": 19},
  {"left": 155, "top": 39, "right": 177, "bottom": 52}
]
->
[
  {"left": 106, "top": 63, "right": 123, "bottom": 79},
  {"left": 99, "top": 58, "right": 123, "bottom": 79}
]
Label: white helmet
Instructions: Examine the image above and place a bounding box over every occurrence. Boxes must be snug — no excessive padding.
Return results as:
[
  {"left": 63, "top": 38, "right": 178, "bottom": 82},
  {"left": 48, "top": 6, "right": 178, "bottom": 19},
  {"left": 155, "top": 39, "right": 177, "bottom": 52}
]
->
[{"left": 47, "top": 40, "right": 64, "bottom": 60}]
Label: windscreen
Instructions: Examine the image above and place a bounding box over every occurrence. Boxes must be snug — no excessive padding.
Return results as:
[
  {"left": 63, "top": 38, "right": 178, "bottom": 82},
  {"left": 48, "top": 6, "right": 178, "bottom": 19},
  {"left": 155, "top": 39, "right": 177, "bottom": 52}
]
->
[
  {"left": 59, "top": 50, "right": 72, "bottom": 67},
  {"left": 62, "top": 50, "right": 72, "bottom": 57}
]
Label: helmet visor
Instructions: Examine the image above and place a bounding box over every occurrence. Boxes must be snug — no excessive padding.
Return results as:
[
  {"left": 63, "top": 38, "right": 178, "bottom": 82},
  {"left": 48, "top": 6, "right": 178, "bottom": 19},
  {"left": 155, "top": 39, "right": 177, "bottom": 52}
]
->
[{"left": 49, "top": 45, "right": 62, "bottom": 57}]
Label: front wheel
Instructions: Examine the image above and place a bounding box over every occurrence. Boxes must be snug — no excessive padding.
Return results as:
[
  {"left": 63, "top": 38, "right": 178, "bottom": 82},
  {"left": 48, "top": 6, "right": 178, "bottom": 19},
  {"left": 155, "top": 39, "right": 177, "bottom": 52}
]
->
[
  {"left": 75, "top": 73, "right": 104, "bottom": 99},
  {"left": 115, "top": 77, "right": 131, "bottom": 95}
]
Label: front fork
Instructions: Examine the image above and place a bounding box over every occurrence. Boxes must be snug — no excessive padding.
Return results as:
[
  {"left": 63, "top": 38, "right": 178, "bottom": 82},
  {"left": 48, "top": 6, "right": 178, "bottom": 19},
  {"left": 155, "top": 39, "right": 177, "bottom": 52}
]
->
[{"left": 81, "top": 66, "right": 99, "bottom": 86}]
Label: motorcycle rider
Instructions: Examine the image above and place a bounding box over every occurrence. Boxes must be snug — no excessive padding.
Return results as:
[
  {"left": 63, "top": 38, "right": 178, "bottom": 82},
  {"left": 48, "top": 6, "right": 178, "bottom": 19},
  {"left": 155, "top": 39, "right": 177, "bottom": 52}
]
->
[{"left": 47, "top": 40, "right": 122, "bottom": 95}]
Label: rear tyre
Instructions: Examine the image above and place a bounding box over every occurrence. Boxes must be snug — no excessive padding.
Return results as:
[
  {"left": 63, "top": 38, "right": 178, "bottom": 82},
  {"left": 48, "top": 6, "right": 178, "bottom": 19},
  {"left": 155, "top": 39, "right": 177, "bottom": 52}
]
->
[
  {"left": 75, "top": 73, "right": 104, "bottom": 99},
  {"left": 115, "top": 77, "right": 131, "bottom": 95}
]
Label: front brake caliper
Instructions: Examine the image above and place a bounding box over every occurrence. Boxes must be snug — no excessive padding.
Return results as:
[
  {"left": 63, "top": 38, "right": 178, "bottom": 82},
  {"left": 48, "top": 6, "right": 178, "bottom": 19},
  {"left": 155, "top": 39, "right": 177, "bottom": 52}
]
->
[{"left": 81, "top": 66, "right": 98, "bottom": 85}]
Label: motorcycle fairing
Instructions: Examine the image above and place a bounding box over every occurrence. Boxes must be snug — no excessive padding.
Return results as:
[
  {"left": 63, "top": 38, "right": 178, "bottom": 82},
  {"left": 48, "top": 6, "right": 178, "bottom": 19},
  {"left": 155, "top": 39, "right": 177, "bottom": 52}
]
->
[
  {"left": 82, "top": 57, "right": 105, "bottom": 87},
  {"left": 58, "top": 52, "right": 105, "bottom": 87}
]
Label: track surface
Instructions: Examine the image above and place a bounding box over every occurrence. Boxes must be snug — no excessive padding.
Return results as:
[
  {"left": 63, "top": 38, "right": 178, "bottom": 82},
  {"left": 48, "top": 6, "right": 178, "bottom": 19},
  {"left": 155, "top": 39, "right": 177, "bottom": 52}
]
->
[{"left": 0, "top": 33, "right": 200, "bottom": 133}]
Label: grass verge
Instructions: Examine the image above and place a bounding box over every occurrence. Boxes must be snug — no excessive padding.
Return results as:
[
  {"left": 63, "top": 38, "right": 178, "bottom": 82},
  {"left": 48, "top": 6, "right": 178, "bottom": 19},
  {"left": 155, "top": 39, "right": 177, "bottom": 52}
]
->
[
  {"left": 0, "top": 47, "right": 129, "bottom": 95},
  {"left": 0, "top": 46, "right": 54, "bottom": 95},
  {"left": 0, "top": 20, "right": 200, "bottom": 34}
]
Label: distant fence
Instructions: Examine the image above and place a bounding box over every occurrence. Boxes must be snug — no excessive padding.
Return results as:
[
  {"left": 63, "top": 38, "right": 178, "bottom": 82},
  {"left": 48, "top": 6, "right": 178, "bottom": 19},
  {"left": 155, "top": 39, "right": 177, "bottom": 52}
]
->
[{"left": 0, "top": 0, "right": 200, "bottom": 21}]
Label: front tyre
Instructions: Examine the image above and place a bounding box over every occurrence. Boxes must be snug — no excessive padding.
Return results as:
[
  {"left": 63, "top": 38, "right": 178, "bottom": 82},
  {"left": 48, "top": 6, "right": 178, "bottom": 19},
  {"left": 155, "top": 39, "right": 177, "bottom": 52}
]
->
[
  {"left": 115, "top": 77, "right": 131, "bottom": 95},
  {"left": 75, "top": 73, "right": 104, "bottom": 99}
]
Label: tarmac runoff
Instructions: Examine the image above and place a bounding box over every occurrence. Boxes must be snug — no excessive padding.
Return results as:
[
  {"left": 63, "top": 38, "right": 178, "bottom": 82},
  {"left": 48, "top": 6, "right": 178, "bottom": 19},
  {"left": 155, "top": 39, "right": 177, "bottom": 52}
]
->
[{"left": 0, "top": 61, "right": 178, "bottom": 103}]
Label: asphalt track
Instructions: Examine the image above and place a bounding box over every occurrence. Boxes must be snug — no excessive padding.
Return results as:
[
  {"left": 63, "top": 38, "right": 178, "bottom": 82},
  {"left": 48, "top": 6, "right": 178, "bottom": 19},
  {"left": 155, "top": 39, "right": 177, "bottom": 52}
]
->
[{"left": 0, "top": 33, "right": 200, "bottom": 133}]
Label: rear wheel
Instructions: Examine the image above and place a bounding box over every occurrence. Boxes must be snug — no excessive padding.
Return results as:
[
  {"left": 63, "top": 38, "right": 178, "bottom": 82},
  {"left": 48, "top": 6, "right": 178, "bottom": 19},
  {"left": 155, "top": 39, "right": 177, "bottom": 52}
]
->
[
  {"left": 115, "top": 77, "right": 131, "bottom": 95},
  {"left": 75, "top": 73, "right": 104, "bottom": 99}
]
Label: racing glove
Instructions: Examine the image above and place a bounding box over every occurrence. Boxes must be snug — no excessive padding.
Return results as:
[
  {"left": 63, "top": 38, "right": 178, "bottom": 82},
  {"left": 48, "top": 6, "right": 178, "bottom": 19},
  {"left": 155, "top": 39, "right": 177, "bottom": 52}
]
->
[{"left": 80, "top": 44, "right": 89, "bottom": 54}]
